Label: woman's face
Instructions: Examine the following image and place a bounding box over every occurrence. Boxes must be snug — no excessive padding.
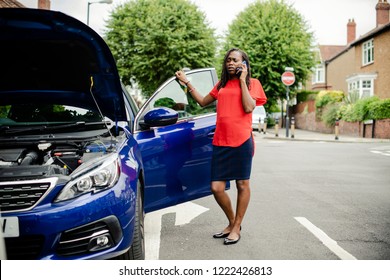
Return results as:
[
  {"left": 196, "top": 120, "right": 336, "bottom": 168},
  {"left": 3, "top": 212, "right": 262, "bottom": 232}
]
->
[{"left": 225, "top": 51, "right": 244, "bottom": 77}]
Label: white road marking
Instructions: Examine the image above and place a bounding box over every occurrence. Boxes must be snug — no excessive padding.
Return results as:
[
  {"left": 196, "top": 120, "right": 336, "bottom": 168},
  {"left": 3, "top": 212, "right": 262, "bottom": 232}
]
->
[
  {"left": 145, "top": 201, "right": 209, "bottom": 260},
  {"left": 295, "top": 217, "right": 357, "bottom": 260}
]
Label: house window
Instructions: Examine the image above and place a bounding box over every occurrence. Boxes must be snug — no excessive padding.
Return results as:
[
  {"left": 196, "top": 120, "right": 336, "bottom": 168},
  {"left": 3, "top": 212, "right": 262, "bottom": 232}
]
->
[
  {"left": 346, "top": 73, "right": 377, "bottom": 98},
  {"left": 312, "top": 64, "right": 325, "bottom": 84},
  {"left": 362, "top": 39, "right": 374, "bottom": 65}
]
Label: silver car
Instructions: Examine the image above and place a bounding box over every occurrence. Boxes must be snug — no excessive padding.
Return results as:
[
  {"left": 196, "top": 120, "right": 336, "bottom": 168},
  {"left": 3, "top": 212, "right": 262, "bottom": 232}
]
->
[{"left": 252, "top": 105, "right": 267, "bottom": 131}]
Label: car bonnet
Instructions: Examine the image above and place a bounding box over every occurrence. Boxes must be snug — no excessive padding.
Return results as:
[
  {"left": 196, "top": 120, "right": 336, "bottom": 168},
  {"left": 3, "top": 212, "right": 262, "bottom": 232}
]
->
[{"left": 0, "top": 8, "right": 126, "bottom": 122}]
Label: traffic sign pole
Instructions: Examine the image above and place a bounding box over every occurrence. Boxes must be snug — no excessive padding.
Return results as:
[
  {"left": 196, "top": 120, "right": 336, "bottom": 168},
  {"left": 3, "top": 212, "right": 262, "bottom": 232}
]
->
[
  {"left": 286, "top": 85, "right": 290, "bottom": 137},
  {"left": 281, "top": 71, "right": 295, "bottom": 138}
]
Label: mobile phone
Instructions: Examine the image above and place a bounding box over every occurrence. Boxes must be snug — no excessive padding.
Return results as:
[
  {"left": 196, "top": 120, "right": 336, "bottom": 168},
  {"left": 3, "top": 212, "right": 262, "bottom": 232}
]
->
[{"left": 236, "top": 60, "right": 247, "bottom": 77}]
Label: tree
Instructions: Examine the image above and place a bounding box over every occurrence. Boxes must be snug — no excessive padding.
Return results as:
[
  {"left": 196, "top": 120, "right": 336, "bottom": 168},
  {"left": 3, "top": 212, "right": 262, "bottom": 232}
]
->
[
  {"left": 104, "top": 0, "right": 217, "bottom": 98},
  {"left": 220, "top": 0, "right": 316, "bottom": 109}
]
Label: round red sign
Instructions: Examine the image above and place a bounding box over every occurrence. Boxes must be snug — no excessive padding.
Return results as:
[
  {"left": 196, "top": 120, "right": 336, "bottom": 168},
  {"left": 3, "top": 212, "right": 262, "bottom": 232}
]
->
[{"left": 281, "top": 71, "right": 295, "bottom": 86}]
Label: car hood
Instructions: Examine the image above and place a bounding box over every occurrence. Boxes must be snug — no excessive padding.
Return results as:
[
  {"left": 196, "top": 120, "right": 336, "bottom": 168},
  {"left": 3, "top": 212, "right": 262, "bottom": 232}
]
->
[{"left": 0, "top": 8, "right": 126, "bottom": 122}]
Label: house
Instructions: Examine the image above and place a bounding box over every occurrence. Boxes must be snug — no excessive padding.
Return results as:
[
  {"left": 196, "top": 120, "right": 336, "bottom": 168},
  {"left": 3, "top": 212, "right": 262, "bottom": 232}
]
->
[
  {"left": 307, "top": 0, "right": 390, "bottom": 100},
  {"left": 0, "top": 0, "right": 25, "bottom": 8},
  {"left": 0, "top": 0, "right": 50, "bottom": 9}
]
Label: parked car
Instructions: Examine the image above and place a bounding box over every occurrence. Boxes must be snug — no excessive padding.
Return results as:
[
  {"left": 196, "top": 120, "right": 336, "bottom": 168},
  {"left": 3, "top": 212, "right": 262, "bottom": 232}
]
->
[
  {"left": 0, "top": 8, "right": 219, "bottom": 260},
  {"left": 252, "top": 105, "right": 267, "bottom": 131}
]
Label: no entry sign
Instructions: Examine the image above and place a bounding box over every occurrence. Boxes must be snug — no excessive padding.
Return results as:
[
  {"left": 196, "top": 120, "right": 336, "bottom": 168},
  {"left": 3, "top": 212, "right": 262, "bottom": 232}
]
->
[{"left": 281, "top": 71, "right": 295, "bottom": 86}]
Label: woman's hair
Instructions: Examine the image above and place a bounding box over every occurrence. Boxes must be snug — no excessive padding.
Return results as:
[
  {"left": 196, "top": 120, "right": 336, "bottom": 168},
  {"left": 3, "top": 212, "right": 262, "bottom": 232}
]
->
[{"left": 217, "top": 48, "right": 251, "bottom": 90}]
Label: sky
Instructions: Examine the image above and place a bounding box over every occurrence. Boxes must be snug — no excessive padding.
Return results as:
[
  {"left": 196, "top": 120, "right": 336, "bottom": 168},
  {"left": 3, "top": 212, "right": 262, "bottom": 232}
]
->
[{"left": 19, "top": 0, "right": 380, "bottom": 46}]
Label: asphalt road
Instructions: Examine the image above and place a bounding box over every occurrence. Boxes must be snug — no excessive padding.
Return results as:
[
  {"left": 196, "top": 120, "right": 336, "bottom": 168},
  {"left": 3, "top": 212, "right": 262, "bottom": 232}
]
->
[{"left": 145, "top": 138, "right": 390, "bottom": 260}]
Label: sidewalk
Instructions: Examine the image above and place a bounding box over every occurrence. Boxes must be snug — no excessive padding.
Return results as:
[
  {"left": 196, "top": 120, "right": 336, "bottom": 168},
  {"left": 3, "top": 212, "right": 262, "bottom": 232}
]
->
[{"left": 254, "top": 127, "right": 390, "bottom": 143}]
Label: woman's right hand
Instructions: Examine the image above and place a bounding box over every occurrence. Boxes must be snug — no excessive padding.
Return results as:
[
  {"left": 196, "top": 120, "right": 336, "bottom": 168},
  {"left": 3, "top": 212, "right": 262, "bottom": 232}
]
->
[{"left": 175, "top": 70, "right": 188, "bottom": 85}]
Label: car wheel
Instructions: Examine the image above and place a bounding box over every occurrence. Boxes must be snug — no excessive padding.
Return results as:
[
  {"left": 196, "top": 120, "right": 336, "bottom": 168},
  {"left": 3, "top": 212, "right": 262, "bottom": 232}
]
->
[{"left": 113, "top": 180, "right": 145, "bottom": 260}]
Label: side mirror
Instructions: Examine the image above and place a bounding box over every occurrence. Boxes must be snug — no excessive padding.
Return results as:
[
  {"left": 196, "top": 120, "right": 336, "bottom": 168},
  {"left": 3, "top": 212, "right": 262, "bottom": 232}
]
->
[{"left": 140, "top": 107, "right": 178, "bottom": 129}]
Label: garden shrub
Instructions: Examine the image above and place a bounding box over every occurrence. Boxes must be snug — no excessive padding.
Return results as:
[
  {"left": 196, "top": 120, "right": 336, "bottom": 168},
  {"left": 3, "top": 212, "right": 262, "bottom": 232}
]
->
[
  {"left": 367, "top": 98, "right": 390, "bottom": 120},
  {"left": 322, "top": 103, "right": 341, "bottom": 127},
  {"left": 297, "top": 90, "right": 318, "bottom": 103}
]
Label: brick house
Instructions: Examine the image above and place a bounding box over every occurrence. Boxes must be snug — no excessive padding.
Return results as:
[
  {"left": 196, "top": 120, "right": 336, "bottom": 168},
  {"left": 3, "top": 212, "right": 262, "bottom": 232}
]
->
[
  {"left": 0, "top": 0, "right": 50, "bottom": 9},
  {"left": 0, "top": 0, "right": 25, "bottom": 8},
  {"left": 307, "top": 0, "right": 390, "bottom": 100}
]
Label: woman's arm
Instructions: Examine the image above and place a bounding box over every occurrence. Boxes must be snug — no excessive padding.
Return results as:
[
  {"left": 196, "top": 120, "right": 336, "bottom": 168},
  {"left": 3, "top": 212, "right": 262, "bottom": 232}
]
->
[
  {"left": 175, "top": 70, "right": 215, "bottom": 107},
  {"left": 239, "top": 65, "right": 256, "bottom": 113}
]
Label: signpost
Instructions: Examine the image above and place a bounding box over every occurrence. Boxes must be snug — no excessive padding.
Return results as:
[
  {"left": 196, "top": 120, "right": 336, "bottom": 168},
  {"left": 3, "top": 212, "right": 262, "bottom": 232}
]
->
[
  {"left": 281, "top": 71, "right": 295, "bottom": 86},
  {"left": 281, "top": 70, "right": 295, "bottom": 137}
]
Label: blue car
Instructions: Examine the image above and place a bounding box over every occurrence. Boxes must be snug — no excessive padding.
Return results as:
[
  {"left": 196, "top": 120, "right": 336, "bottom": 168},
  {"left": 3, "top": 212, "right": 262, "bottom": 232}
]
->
[{"left": 0, "top": 8, "right": 218, "bottom": 260}]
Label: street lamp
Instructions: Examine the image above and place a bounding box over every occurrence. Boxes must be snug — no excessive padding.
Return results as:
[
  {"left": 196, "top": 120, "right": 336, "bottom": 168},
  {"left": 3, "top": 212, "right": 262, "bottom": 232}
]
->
[{"left": 87, "top": 0, "right": 113, "bottom": 26}]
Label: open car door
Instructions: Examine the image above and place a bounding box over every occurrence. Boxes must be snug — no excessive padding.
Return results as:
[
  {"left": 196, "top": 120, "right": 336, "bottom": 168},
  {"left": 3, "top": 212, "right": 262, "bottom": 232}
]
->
[{"left": 133, "top": 68, "right": 219, "bottom": 212}]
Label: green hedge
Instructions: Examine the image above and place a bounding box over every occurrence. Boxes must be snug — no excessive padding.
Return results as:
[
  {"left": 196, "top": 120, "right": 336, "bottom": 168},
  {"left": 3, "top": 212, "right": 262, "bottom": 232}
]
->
[
  {"left": 309, "top": 91, "right": 390, "bottom": 126},
  {"left": 315, "top": 90, "right": 345, "bottom": 108},
  {"left": 367, "top": 98, "right": 390, "bottom": 120},
  {"left": 296, "top": 90, "right": 318, "bottom": 103}
]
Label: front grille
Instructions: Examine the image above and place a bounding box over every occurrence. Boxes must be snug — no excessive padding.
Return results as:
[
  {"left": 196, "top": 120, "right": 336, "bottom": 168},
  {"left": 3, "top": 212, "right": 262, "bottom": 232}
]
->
[
  {"left": 5, "top": 235, "right": 44, "bottom": 260},
  {"left": 0, "top": 181, "right": 51, "bottom": 212},
  {"left": 57, "top": 216, "right": 122, "bottom": 257}
]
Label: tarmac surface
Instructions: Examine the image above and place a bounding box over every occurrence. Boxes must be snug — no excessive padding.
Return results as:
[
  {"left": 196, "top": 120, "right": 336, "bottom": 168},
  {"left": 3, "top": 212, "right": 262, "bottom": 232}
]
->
[{"left": 254, "top": 127, "right": 390, "bottom": 143}]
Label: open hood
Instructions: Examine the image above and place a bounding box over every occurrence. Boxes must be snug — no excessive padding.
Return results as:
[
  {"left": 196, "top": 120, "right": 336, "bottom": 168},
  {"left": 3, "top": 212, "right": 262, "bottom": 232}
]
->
[{"left": 0, "top": 8, "right": 126, "bottom": 122}]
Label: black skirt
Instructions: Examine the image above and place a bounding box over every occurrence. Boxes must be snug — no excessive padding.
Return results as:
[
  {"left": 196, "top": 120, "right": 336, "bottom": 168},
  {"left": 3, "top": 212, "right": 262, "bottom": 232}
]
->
[{"left": 211, "top": 136, "right": 254, "bottom": 181}]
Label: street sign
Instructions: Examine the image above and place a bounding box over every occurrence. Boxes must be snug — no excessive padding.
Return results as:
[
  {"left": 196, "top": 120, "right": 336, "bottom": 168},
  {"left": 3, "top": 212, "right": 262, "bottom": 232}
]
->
[{"left": 281, "top": 71, "right": 295, "bottom": 86}]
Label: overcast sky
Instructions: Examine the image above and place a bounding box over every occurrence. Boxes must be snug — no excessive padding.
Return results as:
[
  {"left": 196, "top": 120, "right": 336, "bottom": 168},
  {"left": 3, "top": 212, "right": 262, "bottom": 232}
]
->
[{"left": 19, "top": 0, "right": 379, "bottom": 45}]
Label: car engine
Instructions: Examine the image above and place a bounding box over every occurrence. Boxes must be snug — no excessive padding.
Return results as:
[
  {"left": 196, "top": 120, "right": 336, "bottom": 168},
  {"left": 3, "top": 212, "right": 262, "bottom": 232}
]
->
[{"left": 0, "top": 140, "right": 112, "bottom": 180}]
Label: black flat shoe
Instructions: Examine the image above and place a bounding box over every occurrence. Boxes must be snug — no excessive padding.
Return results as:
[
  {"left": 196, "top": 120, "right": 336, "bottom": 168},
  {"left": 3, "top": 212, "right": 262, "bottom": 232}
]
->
[
  {"left": 213, "top": 226, "right": 241, "bottom": 239},
  {"left": 213, "top": 231, "right": 230, "bottom": 239},
  {"left": 224, "top": 235, "right": 241, "bottom": 245}
]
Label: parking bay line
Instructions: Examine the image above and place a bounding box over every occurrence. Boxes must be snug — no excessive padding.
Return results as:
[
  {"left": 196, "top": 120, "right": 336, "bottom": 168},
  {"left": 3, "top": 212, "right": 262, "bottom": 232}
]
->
[{"left": 294, "top": 217, "right": 357, "bottom": 260}]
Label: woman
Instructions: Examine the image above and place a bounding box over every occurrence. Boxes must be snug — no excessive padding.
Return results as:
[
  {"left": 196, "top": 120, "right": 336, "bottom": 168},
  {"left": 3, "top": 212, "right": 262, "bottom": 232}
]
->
[{"left": 175, "top": 48, "right": 267, "bottom": 245}]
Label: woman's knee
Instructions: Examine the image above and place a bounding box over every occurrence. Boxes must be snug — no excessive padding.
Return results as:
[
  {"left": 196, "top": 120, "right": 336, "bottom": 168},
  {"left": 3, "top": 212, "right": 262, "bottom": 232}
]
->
[
  {"left": 236, "top": 180, "right": 250, "bottom": 191},
  {"left": 211, "top": 181, "right": 226, "bottom": 195}
]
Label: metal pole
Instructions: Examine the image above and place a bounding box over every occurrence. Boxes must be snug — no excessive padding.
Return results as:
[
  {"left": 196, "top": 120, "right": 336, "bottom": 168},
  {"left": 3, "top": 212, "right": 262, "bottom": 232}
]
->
[
  {"left": 291, "top": 116, "right": 295, "bottom": 138},
  {"left": 275, "top": 117, "right": 279, "bottom": 137},
  {"left": 285, "top": 85, "right": 290, "bottom": 138},
  {"left": 87, "top": 2, "right": 91, "bottom": 26}
]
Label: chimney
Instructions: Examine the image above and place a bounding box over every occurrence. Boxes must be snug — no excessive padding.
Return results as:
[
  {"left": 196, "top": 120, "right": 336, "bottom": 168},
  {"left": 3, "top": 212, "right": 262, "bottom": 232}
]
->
[
  {"left": 376, "top": 0, "right": 390, "bottom": 27},
  {"left": 38, "top": 0, "right": 51, "bottom": 10},
  {"left": 347, "top": 18, "right": 356, "bottom": 44}
]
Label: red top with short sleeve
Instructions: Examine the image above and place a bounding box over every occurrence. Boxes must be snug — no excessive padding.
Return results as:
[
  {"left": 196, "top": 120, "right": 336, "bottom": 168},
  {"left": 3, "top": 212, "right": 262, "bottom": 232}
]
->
[{"left": 209, "top": 78, "right": 267, "bottom": 147}]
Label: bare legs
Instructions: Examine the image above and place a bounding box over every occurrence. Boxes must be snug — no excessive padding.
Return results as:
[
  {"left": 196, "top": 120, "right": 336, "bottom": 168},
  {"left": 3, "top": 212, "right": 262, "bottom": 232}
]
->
[{"left": 211, "top": 179, "right": 251, "bottom": 240}]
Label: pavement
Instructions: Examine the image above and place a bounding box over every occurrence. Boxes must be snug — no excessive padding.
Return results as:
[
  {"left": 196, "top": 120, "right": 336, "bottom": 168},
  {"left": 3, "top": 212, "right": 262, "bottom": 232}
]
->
[{"left": 254, "top": 127, "right": 390, "bottom": 143}]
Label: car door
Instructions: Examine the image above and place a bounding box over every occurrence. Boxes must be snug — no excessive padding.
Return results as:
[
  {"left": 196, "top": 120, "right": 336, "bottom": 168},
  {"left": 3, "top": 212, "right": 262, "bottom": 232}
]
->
[{"left": 133, "top": 68, "right": 218, "bottom": 213}]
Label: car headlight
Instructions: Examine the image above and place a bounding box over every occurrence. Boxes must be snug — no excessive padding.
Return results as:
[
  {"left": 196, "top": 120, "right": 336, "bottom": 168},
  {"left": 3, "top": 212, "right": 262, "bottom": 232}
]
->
[{"left": 55, "top": 154, "right": 120, "bottom": 202}]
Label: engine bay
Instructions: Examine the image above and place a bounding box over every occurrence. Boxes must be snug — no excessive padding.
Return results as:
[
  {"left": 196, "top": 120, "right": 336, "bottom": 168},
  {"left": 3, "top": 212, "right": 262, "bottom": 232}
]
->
[{"left": 0, "top": 139, "right": 115, "bottom": 180}]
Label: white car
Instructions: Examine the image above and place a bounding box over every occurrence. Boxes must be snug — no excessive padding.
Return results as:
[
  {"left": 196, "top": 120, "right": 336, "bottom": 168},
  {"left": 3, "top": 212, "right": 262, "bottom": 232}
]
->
[{"left": 252, "top": 105, "right": 267, "bottom": 131}]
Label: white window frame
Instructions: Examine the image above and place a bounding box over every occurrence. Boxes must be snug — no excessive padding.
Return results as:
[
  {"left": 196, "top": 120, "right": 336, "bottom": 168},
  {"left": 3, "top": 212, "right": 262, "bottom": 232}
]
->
[
  {"left": 346, "top": 73, "right": 377, "bottom": 98},
  {"left": 362, "top": 39, "right": 374, "bottom": 66},
  {"left": 312, "top": 63, "right": 325, "bottom": 84}
]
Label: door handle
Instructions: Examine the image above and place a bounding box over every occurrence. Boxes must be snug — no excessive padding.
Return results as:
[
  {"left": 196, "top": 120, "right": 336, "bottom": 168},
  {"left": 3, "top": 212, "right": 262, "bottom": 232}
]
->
[{"left": 207, "top": 128, "right": 215, "bottom": 138}]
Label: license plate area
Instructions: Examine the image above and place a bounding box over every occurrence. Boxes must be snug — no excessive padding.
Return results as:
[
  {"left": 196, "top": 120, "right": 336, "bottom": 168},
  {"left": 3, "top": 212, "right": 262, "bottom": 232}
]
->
[{"left": 1, "top": 216, "right": 19, "bottom": 237}]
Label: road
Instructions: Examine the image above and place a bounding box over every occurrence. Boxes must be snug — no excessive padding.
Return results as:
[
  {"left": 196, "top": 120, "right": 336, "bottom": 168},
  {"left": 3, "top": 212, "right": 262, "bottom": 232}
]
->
[{"left": 145, "top": 137, "right": 390, "bottom": 260}]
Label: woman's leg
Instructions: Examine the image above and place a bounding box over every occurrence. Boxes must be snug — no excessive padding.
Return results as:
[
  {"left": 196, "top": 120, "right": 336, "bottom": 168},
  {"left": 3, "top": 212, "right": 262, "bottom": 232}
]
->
[
  {"left": 211, "top": 181, "right": 235, "bottom": 232},
  {"left": 227, "top": 179, "right": 251, "bottom": 240}
]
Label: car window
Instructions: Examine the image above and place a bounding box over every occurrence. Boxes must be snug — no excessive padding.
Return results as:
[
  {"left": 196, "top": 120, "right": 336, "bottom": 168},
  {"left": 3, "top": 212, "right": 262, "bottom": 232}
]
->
[{"left": 143, "top": 69, "right": 216, "bottom": 120}]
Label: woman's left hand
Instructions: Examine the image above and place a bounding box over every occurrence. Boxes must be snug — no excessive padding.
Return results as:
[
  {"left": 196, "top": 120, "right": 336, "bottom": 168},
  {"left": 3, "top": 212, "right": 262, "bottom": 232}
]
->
[
  {"left": 239, "top": 61, "right": 248, "bottom": 80},
  {"left": 175, "top": 70, "right": 189, "bottom": 85}
]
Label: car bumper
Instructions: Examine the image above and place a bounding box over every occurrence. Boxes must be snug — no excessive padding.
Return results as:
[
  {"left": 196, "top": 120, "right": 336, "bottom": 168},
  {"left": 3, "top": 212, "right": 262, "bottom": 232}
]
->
[{"left": 2, "top": 180, "right": 137, "bottom": 260}]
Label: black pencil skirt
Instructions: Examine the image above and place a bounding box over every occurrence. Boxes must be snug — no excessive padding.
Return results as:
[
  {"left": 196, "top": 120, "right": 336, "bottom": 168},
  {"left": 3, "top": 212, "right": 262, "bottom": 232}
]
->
[{"left": 211, "top": 136, "right": 254, "bottom": 181}]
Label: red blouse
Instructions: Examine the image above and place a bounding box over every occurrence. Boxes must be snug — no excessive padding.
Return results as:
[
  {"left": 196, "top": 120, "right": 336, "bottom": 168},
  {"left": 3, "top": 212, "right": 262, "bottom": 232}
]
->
[{"left": 209, "top": 78, "right": 267, "bottom": 147}]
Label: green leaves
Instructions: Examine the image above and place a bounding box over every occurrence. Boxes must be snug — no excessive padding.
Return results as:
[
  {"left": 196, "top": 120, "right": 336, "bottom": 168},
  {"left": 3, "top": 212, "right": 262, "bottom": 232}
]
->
[
  {"left": 221, "top": 0, "right": 315, "bottom": 109},
  {"left": 104, "top": 0, "right": 216, "bottom": 98}
]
